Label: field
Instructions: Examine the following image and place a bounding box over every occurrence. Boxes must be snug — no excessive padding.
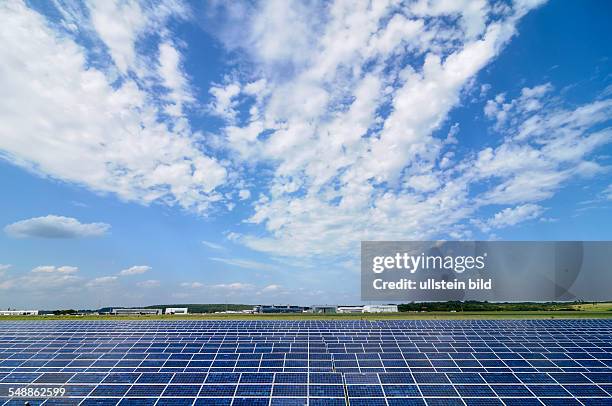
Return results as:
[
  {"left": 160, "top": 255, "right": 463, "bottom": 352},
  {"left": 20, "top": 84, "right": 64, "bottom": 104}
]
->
[
  {"left": 1, "top": 310, "right": 612, "bottom": 321},
  {"left": 569, "top": 302, "right": 612, "bottom": 312},
  {"left": 2, "top": 302, "right": 611, "bottom": 321}
]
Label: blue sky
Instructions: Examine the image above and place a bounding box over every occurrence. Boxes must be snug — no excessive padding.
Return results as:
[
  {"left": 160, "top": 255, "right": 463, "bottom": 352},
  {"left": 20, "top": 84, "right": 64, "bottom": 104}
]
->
[{"left": 0, "top": 0, "right": 610, "bottom": 309}]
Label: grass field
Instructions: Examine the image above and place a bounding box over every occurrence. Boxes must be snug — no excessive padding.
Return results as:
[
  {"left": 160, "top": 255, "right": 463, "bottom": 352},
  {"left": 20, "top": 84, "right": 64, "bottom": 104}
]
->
[
  {"left": 1, "top": 311, "right": 611, "bottom": 321},
  {"left": 569, "top": 302, "right": 612, "bottom": 312}
]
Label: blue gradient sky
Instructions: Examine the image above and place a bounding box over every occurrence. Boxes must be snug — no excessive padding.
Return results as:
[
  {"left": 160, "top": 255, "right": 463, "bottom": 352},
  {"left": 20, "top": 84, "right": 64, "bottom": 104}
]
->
[{"left": 0, "top": 0, "right": 610, "bottom": 309}]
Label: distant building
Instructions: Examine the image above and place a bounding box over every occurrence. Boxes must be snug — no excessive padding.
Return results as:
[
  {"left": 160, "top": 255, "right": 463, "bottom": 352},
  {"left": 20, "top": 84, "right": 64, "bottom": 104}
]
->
[
  {"left": 0, "top": 310, "right": 38, "bottom": 316},
  {"left": 363, "top": 305, "right": 398, "bottom": 313},
  {"left": 111, "top": 308, "right": 162, "bottom": 315},
  {"left": 253, "top": 305, "right": 307, "bottom": 313},
  {"left": 215, "top": 309, "right": 255, "bottom": 314},
  {"left": 310, "top": 305, "right": 337, "bottom": 314},
  {"left": 337, "top": 306, "right": 364, "bottom": 313},
  {"left": 165, "top": 307, "right": 188, "bottom": 315}
]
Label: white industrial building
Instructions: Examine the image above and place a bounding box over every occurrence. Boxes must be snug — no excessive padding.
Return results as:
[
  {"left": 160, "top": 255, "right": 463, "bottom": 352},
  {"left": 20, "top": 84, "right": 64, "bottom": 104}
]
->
[
  {"left": 111, "top": 308, "right": 162, "bottom": 315},
  {"left": 165, "top": 307, "right": 188, "bottom": 315},
  {"left": 310, "top": 305, "right": 337, "bottom": 314},
  {"left": 336, "top": 305, "right": 398, "bottom": 313},
  {"left": 363, "top": 305, "right": 398, "bottom": 313},
  {"left": 0, "top": 310, "right": 39, "bottom": 316},
  {"left": 337, "top": 306, "right": 364, "bottom": 313}
]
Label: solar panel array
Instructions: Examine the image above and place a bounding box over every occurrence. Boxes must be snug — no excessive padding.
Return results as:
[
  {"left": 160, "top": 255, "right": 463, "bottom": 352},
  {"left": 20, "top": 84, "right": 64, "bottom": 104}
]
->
[{"left": 0, "top": 320, "right": 611, "bottom": 405}]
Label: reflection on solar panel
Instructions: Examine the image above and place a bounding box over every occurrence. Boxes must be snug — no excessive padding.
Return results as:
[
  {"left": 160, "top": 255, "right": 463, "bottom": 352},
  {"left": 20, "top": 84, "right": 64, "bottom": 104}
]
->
[{"left": 0, "top": 320, "right": 611, "bottom": 405}]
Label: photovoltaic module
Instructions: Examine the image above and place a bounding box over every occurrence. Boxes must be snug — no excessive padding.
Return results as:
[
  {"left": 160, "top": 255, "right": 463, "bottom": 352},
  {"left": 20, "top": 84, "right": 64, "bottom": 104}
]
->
[{"left": 0, "top": 320, "right": 610, "bottom": 405}]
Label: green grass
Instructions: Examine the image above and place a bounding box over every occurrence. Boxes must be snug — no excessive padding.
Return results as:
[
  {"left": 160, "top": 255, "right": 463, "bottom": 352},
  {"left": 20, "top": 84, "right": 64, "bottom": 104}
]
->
[
  {"left": 570, "top": 302, "right": 612, "bottom": 312},
  {"left": 1, "top": 311, "right": 611, "bottom": 321}
]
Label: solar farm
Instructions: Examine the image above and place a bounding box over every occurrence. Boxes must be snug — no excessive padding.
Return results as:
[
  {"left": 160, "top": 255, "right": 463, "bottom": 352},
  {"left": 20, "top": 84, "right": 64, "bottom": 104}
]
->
[{"left": 0, "top": 320, "right": 611, "bottom": 405}]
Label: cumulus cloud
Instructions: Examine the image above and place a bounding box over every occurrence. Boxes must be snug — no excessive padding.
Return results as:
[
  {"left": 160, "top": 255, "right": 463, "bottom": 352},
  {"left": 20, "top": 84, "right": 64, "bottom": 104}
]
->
[
  {"left": 476, "top": 91, "right": 612, "bottom": 205},
  {"left": 0, "top": 1, "right": 227, "bottom": 214},
  {"left": 119, "top": 265, "right": 151, "bottom": 276},
  {"left": 0, "top": 265, "right": 80, "bottom": 291},
  {"left": 2, "top": 0, "right": 610, "bottom": 266},
  {"left": 260, "top": 284, "right": 282, "bottom": 293},
  {"left": 484, "top": 83, "right": 553, "bottom": 126},
  {"left": 0, "top": 264, "right": 12, "bottom": 272},
  {"left": 88, "top": 1, "right": 142, "bottom": 74},
  {"left": 4, "top": 215, "right": 110, "bottom": 239},
  {"left": 205, "top": 0, "right": 566, "bottom": 257},
  {"left": 209, "top": 82, "right": 241, "bottom": 122},
  {"left": 32, "top": 265, "right": 79, "bottom": 274},
  {"left": 238, "top": 189, "right": 251, "bottom": 200},
  {"left": 158, "top": 40, "right": 195, "bottom": 117},
  {"left": 476, "top": 204, "right": 545, "bottom": 232},
  {"left": 86, "top": 276, "right": 118, "bottom": 287}
]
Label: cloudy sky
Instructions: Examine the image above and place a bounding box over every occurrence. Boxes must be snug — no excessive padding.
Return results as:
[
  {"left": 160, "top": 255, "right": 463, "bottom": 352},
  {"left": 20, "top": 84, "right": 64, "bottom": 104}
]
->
[{"left": 0, "top": 0, "right": 610, "bottom": 309}]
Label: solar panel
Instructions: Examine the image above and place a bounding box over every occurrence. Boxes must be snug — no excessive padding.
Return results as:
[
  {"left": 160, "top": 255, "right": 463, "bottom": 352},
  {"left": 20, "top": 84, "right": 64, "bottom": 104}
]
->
[
  {"left": 0, "top": 319, "right": 610, "bottom": 405},
  {"left": 382, "top": 384, "right": 420, "bottom": 397}
]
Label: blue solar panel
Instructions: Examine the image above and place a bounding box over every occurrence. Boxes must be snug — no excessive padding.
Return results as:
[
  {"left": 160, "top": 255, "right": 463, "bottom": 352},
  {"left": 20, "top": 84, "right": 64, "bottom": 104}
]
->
[
  {"left": 90, "top": 384, "right": 130, "bottom": 396},
  {"left": 383, "top": 384, "right": 420, "bottom": 397},
  {"left": 418, "top": 384, "right": 459, "bottom": 397},
  {"left": 455, "top": 384, "right": 495, "bottom": 397},
  {"left": 501, "top": 399, "right": 542, "bottom": 406},
  {"left": 347, "top": 384, "right": 384, "bottom": 397},
  {"left": 387, "top": 399, "right": 426, "bottom": 406},
  {"left": 0, "top": 319, "right": 610, "bottom": 405},
  {"left": 463, "top": 398, "right": 503, "bottom": 406},
  {"left": 309, "top": 384, "right": 345, "bottom": 397},
  {"left": 194, "top": 399, "right": 231, "bottom": 406},
  {"left": 349, "top": 399, "right": 386, "bottom": 406}
]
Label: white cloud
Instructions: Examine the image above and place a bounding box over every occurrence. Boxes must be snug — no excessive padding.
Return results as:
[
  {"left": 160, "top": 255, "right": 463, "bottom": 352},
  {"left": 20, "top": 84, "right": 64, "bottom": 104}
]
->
[
  {"left": 0, "top": 264, "right": 12, "bottom": 271},
  {"left": 180, "top": 281, "right": 204, "bottom": 289},
  {"left": 158, "top": 41, "right": 195, "bottom": 117},
  {"left": 219, "top": 0, "right": 321, "bottom": 71},
  {"left": 604, "top": 185, "right": 612, "bottom": 201},
  {"left": 477, "top": 204, "right": 544, "bottom": 232},
  {"left": 119, "top": 265, "right": 151, "bottom": 276},
  {"left": 2, "top": 0, "right": 610, "bottom": 267},
  {"left": 4, "top": 215, "right": 109, "bottom": 239},
  {"left": 476, "top": 93, "right": 612, "bottom": 205},
  {"left": 405, "top": 174, "right": 440, "bottom": 193},
  {"left": 0, "top": 1, "right": 227, "bottom": 214},
  {"left": 87, "top": 0, "right": 187, "bottom": 76},
  {"left": 238, "top": 189, "right": 251, "bottom": 200},
  {"left": 211, "top": 282, "right": 254, "bottom": 291},
  {"left": 0, "top": 265, "right": 80, "bottom": 291},
  {"left": 201, "top": 240, "right": 225, "bottom": 250},
  {"left": 209, "top": 82, "right": 241, "bottom": 121},
  {"left": 204, "top": 0, "right": 558, "bottom": 257},
  {"left": 87, "top": 0, "right": 148, "bottom": 75},
  {"left": 260, "top": 284, "right": 281, "bottom": 293},
  {"left": 86, "top": 275, "right": 118, "bottom": 287},
  {"left": 484, "top": 83, "right": 553, "bottom": 127},
  {"left": 137, "top": 279, "right": 161, "bottom": 288},
  {"left": 32, "top": 265, "right": 79, "bottom": 274},
  {"left": 210, "top": 257, "right": 278, "bottom": 271},
  {"left": 171, "top": 280, "right": 336, "bottom": 303}
]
